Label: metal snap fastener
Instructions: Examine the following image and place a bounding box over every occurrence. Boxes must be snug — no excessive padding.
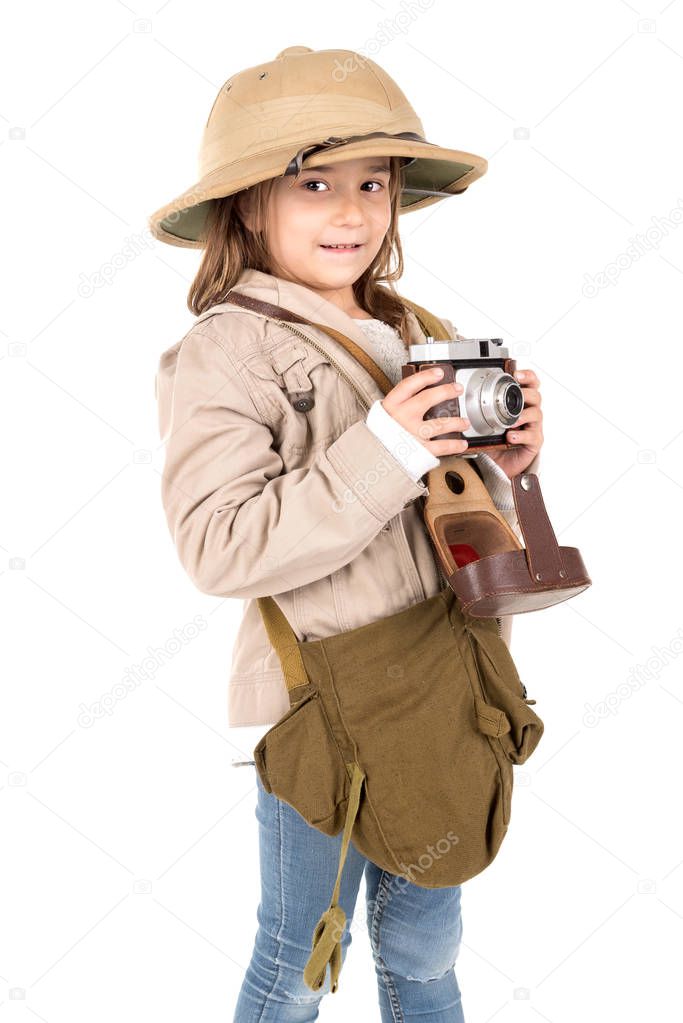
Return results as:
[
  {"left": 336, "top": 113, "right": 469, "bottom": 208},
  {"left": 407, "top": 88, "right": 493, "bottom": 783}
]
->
[
  {"left": 521, "top": 474, "right": 532, "bottom": 491},
  {"left": 290, "top": 394, "right": 314, "bottom": 412}
]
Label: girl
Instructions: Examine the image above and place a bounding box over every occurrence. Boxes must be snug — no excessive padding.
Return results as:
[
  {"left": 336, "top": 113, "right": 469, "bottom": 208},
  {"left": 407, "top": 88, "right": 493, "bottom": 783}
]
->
[{"left": 151, "top": 45, "right": 543, "bottom": 1023}]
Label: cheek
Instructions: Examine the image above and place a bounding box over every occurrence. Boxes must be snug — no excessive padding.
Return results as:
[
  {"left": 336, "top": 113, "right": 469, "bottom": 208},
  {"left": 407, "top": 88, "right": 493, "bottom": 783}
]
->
[
  {"left": 369, "top": 198, "right": 391, "bottom": 235},
  {"left": 271, "top": 199, "right": 321, "bottom": 247}
]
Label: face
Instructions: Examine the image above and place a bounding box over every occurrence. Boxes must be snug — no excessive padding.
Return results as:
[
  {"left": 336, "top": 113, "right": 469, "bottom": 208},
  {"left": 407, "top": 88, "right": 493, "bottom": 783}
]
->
[{"left": 239, "top": 155, "right": 393, "bottom": 313}]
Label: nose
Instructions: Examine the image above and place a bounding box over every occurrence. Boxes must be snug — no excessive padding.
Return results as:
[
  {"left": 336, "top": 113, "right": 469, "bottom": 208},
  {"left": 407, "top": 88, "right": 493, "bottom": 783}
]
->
[{"left": 330, "top": 189, "right": 364, "bottom": 225}]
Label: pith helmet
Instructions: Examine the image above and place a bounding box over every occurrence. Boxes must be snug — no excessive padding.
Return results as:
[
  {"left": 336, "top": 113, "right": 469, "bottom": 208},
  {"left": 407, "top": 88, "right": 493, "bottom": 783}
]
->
[{"left": 148, "top": 44, "right": 488, "bottom": 248}]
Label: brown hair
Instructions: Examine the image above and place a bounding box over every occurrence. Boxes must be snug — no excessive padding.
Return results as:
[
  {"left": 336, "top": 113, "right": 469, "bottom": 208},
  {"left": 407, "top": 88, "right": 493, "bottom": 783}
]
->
[{"left": 187, "top": 155, "right": 413, "bottom": 342}]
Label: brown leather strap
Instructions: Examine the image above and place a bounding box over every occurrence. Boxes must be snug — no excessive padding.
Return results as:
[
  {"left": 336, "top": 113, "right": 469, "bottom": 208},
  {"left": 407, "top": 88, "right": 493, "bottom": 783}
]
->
[
  {"left": 511, "top": 472, "right": 567, "bottom": 583},
  {"left": 224, "top": 290, "right": 311, "bottom": 327},
  {"left": 224, "top": 290, "right": 395, "bottom": 395},
  {"left": 224, "top": 289, "right": 449, "bottom": 342}
]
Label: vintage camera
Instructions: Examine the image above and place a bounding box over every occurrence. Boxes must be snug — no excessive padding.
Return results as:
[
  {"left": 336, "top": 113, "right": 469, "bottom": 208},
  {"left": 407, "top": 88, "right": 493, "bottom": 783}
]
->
[{"left": 400, "top": 336, "right": 523, "bottom": 451}]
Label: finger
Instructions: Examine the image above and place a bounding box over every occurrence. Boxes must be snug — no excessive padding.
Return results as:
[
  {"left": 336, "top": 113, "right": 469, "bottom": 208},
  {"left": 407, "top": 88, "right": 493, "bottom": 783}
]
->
[
  {"left": 508, "top": 424, "right": 542, "bottom": 445},
  {"left": 514, "top": 383, "right": 540, "bottom": 407},
  {"left": 413, "top": 379, "right": 465, "bottom": 416},
  {"left": 416, "top": 414, "right": 471, "bottom": 441},
  {"left": 424, "top": 435, "right": 470, "bottom": 456},
  {"left": 515, "top": 370, "right": 540, "bottom": 388},
  {"left": 510, "top": 407, "right": 541, "bottom": 428},
  {"left": 384, "top": 369, "right": 460, "bottom": 409}
]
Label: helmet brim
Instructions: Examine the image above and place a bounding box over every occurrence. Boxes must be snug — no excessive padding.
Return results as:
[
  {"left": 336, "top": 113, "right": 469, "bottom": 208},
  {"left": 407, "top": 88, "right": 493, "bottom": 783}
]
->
[{"left": 148, "top": 137, "right": 487, "bottom": 249}]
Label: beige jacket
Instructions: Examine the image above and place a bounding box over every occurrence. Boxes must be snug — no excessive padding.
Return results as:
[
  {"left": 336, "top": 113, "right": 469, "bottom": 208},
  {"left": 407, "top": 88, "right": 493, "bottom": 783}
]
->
[{"left": 155, "top": 268, "right": 541, "bottom": 727}]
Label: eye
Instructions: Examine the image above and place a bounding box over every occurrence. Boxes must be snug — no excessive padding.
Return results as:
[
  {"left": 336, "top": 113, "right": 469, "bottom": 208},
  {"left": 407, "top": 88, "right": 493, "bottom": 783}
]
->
[
  {"left": 361, "top": 180, "right": 385, "bottom": 192},
  {"left": 302, "top": 180, "right": 329, "bottom": 191}
]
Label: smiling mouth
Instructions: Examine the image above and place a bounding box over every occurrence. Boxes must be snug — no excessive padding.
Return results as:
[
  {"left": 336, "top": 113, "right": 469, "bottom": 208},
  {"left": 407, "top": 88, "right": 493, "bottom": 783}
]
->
[{"left": 320, "top": 243, "right": 364, "bottom": 249}]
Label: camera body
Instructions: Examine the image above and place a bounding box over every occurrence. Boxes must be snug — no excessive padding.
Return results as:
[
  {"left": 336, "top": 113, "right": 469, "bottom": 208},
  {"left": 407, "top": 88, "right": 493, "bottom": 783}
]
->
[{"left": 400, "top": 336, "right": 523, "bottom": 451}]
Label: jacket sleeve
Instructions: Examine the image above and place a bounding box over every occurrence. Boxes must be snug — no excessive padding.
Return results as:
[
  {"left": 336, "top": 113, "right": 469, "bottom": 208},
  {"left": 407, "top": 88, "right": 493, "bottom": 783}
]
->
[
  {"left": 365, "top": 397, "right": 440, "bottom": 481},
  {"left": 157, "top": 329, "right": 429, "bottom": 599}
]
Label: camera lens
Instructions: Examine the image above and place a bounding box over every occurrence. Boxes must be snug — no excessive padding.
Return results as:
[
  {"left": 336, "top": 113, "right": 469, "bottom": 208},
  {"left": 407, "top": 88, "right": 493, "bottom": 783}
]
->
[
  {"left": 492, "top": 376, "right": 524, "bottom": 427},
  {"left": 460, "top": 368, "right": 524, "bottom": 433},
  {"left": 503, "top": 383, "right": 523, "bottom": 417}
]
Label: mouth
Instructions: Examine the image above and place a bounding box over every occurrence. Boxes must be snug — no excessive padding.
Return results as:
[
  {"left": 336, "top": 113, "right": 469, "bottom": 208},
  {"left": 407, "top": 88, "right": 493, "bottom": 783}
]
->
[{"left": 319, "top": 243, "right": 365, "bottom": 252}]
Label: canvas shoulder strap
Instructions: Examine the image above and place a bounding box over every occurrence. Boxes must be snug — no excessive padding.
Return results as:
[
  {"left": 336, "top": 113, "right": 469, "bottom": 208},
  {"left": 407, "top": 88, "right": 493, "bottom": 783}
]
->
[{"left": 395, "top": 294, "right": 452, "bottom": 341}]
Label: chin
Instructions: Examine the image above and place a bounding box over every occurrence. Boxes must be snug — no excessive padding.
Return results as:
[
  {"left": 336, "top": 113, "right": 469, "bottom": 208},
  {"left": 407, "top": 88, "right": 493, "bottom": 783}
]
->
[
  {"left": 323, "top": 275, "right": 364, "bottom": 290},
  {"left": 315, "top": 257, "right": 374, "bottom": 277}
]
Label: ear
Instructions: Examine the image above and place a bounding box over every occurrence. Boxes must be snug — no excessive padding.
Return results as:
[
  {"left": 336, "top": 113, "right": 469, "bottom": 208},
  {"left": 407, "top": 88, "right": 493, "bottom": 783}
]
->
[{"left": 235, "top": 187, "right": 256, "bottom": 231}]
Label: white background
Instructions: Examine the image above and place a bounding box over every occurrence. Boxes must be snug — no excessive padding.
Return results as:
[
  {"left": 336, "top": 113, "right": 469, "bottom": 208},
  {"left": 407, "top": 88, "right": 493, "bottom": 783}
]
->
[{"left": 2, "top": 0, "right": 683, "bottom": 1020}]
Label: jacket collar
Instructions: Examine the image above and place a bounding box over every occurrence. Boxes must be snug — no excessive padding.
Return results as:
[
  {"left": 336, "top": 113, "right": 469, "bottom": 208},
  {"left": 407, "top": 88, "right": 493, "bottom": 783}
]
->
[
  {"left": 214, "top": 268, "right": 429, "bottom": 407},
  {"left": 231, "top": 267, "right": 426, "bottom": 341}
]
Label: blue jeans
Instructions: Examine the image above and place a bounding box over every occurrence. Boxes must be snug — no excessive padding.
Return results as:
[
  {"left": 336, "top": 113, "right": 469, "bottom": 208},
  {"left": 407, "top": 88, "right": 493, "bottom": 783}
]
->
[{"left": 233, "top": 769, "right": 465, "bottom": 1022}]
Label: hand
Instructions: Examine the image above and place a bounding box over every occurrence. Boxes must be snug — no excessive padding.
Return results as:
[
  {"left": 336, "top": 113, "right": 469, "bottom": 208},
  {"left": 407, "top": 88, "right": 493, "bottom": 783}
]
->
[
  {"left": 381, "top": 367, "right": 471, "bottom": 456},
  {"left": 485, "top": 369, "right": 544, "bottom": 479}
]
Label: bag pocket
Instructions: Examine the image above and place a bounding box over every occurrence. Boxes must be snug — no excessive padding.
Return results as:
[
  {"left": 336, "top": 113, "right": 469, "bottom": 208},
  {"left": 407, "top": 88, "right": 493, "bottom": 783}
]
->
[
  {"left": 464, "top": 620, "right": 544, "bottom": 766},
  {"left": 253, "top": 690, "right": 350, "bottom": 836}
]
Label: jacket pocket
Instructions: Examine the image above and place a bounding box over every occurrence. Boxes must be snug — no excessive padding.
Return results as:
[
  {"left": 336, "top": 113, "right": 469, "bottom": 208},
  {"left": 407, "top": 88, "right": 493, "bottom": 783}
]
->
[
  {"left": 244, "top": 342, "right": 328, "bottom": 410},
  {"left": 253, "top": 690, "right": 350, "bottom": 836},
  {"left": 463, "top": 621, "right": 544, "bottom": 766},
  {"left": 244, "top": 341, "right": 360, "bottom": 438}
]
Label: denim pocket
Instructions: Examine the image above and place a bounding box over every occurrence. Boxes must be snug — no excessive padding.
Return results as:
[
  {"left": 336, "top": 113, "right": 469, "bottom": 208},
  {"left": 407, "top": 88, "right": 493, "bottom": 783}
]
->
[{"left": 253, "top": 690, "right": 350, "bottom": 836}]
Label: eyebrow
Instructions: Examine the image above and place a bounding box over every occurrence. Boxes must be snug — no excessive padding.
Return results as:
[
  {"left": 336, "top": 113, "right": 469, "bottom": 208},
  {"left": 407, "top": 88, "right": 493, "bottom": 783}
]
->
[{"left": 300, "top": 163, "right": 391, "bottom": 174}]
